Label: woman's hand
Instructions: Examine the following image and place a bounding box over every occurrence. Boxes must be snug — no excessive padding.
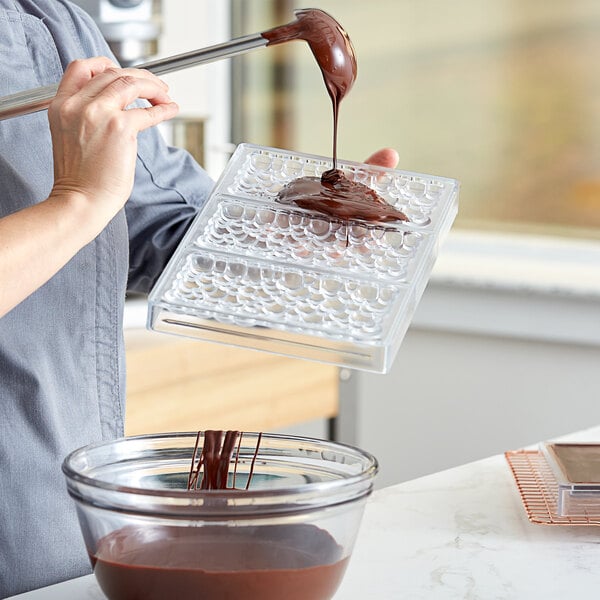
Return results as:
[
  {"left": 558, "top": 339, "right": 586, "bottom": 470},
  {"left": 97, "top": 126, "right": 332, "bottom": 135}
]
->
[
  {"left": 0, "top": 57, "right": 179, "bottom": 317},
  {"left": 49, "top": 57, "right": 179, "bottom": 233},
  {"left": 364, "top": 148, "right": 399, "bottom": 169}
]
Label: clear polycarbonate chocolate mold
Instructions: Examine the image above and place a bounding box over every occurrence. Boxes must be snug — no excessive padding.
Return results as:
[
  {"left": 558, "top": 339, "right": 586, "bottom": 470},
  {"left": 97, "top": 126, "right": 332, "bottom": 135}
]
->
[
  {"left": 148, "top": 144, "right": 459, "bottom": 372},
  {"left": 198, "top": 199, "right": 425, "bottom": 282}
]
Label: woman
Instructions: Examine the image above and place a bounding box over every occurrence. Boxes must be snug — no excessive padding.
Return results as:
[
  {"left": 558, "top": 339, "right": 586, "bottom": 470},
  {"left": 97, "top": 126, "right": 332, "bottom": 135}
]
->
[{"left": 0, "top": 1, "right": 398, "bottom": 597}]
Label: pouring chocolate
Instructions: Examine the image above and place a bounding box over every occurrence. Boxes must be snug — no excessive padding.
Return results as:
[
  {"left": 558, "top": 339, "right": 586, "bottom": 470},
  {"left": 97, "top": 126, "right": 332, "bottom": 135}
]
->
[
  {"left": 265, "top": 9, "right": 408, "bottom": 224},
  {"left": 262, "top": 8, "right": 357, "bottom": 170}
]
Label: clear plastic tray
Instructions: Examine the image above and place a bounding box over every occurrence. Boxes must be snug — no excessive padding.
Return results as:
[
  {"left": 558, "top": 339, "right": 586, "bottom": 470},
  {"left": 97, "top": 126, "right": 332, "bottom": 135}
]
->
[
  {"left": 541, "top": 442, "right": 600, "bottom": 517},
  {"left": 505, "top": 449, "right": 600, "bottom": 525},
  {"left": 147, "top": 144, "right": 459, "bottom": 372}
]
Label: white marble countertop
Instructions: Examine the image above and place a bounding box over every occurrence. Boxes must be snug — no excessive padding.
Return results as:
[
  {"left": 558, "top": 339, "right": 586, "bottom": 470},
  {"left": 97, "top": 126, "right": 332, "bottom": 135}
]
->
[{"left": 10, "top": 427, "right": 600, "bottom": 599}]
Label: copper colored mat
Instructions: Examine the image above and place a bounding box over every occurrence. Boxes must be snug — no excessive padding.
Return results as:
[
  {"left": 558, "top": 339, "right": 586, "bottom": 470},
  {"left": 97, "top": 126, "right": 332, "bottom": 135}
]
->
[{"left": 505, "top": 449, "right": 600, "bottom": 526}]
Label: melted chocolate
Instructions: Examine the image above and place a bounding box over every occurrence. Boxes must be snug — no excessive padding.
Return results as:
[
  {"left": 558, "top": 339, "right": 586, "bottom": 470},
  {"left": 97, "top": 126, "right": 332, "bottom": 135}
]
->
[
  {"left": 187, "top": 430, "right": 262, "bottom": 491},
  {"left": 279, "top": 169, "right": 408, "bottom": 223},
  {"left": 92, "top": 524, "right": 348, "bottom": 600},
  {"left": 92, "top": 433, "right": 349, "bottom": 599},
  {"left": 262, "top": 8, "right": 357, "bottom": 168},
  {"left": 263, "top": 9, "right": 406, "bottom": 224}
]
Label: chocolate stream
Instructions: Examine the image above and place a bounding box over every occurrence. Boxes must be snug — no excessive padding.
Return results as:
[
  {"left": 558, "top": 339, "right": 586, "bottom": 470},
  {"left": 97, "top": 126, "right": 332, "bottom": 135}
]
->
[{"left": 264, "top": 9, "right": 407, "bottom": 224}]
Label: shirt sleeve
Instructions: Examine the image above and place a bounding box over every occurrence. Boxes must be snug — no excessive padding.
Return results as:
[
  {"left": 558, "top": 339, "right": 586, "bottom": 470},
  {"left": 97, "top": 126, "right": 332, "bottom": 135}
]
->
[{"left": 125, "top": 129, "right": 214, "bottom": 294}]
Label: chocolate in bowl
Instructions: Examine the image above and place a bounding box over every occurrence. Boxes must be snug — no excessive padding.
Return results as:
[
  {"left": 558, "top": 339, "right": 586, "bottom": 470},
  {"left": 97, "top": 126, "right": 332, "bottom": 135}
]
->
[{"left": 62, "top": 432, "right": 378, "bottom": 600}]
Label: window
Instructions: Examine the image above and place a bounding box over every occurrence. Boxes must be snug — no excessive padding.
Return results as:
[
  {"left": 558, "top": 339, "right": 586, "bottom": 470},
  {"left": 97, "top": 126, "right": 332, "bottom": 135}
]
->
[{"left": 232, "top": 0, "right": 600, "bottom": 241}]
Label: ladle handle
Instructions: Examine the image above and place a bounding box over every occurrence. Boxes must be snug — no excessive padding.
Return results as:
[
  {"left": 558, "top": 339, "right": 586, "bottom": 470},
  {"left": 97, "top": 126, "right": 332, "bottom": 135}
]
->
[{"left": 0, "top": 33, "right": 267, "bottom": 121}]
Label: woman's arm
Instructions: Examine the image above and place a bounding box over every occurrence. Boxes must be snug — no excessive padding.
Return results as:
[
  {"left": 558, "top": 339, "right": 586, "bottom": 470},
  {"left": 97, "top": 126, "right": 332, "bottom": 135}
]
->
[{"left": 0, "top": 57, "right": 178, "bottom": 318}]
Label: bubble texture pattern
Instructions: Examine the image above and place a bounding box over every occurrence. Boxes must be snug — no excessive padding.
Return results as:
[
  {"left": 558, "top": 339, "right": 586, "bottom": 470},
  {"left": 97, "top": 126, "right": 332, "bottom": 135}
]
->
[{"left": 148, "top": 145, "right": 459, "bottom": 372}]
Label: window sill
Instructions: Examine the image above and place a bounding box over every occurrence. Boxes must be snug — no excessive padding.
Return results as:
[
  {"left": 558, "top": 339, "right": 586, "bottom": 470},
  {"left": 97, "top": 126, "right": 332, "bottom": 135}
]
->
[{"left": 412, "top": 230, "right": 600, "bottom": 347}]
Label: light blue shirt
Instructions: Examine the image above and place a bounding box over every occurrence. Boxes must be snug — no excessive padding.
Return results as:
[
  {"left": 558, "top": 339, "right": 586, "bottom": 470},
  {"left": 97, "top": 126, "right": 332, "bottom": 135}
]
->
[{"left": 0, "top": 1, "right": 213, "bottom": 596}]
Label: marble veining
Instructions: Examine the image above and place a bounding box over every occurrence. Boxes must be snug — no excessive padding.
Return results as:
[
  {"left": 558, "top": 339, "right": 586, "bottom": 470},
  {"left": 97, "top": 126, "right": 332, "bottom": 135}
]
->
[{"left": 334, "top": 429, "right": 600, "bottom": 599}]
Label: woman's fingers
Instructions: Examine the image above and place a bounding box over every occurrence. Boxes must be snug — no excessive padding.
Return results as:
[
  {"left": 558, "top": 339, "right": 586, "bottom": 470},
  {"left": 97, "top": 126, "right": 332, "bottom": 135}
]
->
[
  {"left": 94, "top": 74, "right": 173, "bottom": 111},
  {"left": 87, "top": 74, "right": 178, "bottom": 132},
  {"left": 364, "top": 148, "right": 399, "bottom": 169},
  {"left": 55, "top": 58, "right": 172, "bottom": 114},
  {"left": 125, "top": 100, "right": 180, "bottom": 132},
  {"left": 55, "top": 57, "right": 117, "bottom": 97},
  {"left": 73, "top": 67, "right": 169, "bottom": 103},
  {"left": 51, "top": 59, "right": 178, "bottom": 135}
]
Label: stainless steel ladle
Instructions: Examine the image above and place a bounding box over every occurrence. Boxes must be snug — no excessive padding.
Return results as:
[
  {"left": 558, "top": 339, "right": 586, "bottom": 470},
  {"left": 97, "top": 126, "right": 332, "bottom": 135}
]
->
[
  {"left": 0, "top": 8, "right": 355, "bottom": 123},
  {"left": 0, "top": 31, "right": 268, "bottom": 121}
]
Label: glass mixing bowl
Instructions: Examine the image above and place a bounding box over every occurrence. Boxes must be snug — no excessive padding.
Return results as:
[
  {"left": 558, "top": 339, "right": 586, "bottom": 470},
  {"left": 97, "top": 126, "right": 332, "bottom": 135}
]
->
[{"left": 62, "top": 432, "right": 378, "bottom": 600}]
